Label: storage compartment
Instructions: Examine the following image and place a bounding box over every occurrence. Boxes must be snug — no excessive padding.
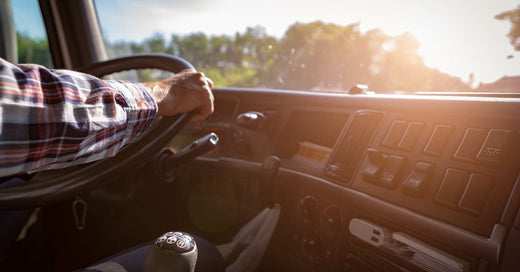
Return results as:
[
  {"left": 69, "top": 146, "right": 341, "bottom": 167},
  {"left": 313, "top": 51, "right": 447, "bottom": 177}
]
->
[{"left": 275, "top": 110, "right": 349, "bottom": 160}]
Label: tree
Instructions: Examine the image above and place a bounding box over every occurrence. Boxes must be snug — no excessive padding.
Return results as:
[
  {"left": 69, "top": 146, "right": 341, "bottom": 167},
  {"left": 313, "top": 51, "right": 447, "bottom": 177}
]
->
[
  {"left": 144, "top": 33, "right": 167, "bottom": 53},
  {"left": 271, "top": 21, "right": 370, "bottom": 90},
  {"left": 16, "top": 32, "right": 53, "bottom": 68},
  {"left": 372, "top": 32, "right": 428, "bottom": 91},
  {"left": 101, "top": 22, "right": 470, "bottom": 92},
  {"left": 372, "top": 32, "right": 468, "bottom": 92},
  {"left": 496, "top": 5, "right": 520, "bottom": 51},
  {"left": 170, "top": 32, "right": 209, "bottom": 68}
]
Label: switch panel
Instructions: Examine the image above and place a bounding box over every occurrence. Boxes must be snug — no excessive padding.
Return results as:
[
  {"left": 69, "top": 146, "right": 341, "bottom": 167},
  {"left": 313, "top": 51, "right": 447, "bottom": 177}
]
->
[
  {"left": 458, "top": 174, "right": 495, "bottom": 216},
  {"left": 351, "top": 112, "right": 519, "bottom": 237},
  {"left": 424, "top": 125, "right": 455, "bottom": 156},
  {"left": 435, "top": 169, "right": 469, "bottom": 208},
  {"left": 402, "top": 161, "right": 435, "bottom": 198}
]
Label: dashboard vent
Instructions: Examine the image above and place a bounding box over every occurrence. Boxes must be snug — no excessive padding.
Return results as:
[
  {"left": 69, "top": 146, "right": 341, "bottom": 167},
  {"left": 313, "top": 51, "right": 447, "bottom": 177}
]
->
[{"left": 327, "top": 110, "right": 383, "bottom": 183}]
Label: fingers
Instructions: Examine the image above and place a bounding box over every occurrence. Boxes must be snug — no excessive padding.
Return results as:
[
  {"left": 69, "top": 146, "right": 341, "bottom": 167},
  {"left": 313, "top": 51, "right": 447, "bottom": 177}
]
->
[
  {"left": 190, "top": 87, "right": 214, "bottom": 122},
  {"left": 192, "top": 75, "right": 214, "bottom": 122},
  {"left": 179, "top": 71, "right": 214, "bottom": 122},
  {"left": 205, "top": 77, "right": 214, "bottom": 89},
  {"left": 150, "top": 69, "right": 214, "bottom": 120},
  {"left": 179, "top": 71, "right": 208, "bottom": 88},
  {"left": 180, "top": 68, "right": 196, "bottom": 74},
  {"left": 190, "top": 72, "right": 209, "bottom": 90}
]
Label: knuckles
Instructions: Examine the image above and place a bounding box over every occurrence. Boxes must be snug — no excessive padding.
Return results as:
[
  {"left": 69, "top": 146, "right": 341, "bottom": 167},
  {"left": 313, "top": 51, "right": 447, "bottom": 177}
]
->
[{"left": 181, "top": 71, "right": 209, "bottom": 88}]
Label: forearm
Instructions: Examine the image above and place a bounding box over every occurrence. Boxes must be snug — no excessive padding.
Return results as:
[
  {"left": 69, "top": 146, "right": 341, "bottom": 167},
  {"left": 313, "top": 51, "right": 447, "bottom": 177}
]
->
[{"left": 0, "top": 59, "right": 157, "bottom": 177}]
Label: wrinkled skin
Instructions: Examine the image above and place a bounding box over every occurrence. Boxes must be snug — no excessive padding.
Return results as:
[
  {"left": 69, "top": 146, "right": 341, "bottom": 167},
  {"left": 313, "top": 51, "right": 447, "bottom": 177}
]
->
[{"left": 141, "top": 69, "right": 214, "bottom": 122}]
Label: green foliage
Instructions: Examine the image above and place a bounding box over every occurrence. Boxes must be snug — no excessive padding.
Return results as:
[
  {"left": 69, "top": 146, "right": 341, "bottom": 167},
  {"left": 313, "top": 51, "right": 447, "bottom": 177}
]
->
[
  {"left": 267, "top": 22, "right": 468, "bottom": 92},
  {"left": 16, "top": 32, "right": 53, "bottom": 68},
  {"left": 496, "top": 5, "right": 520, "bottom": 51},
  {"left": 120, "top": 27, "right": 276, "bottom": 88},
  {"left": 198, "top": 67, "right": 258, "bottom": 88},
  {"left": 17, "top": 22, "right": 472, "bottom": 92},
  {"left": 271, "top": 21, "right": 373, "bottom": 90}
]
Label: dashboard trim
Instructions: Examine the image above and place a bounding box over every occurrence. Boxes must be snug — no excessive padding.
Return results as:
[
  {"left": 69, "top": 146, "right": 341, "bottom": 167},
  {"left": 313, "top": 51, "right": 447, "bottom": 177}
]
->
[{"left": 278, "top": 167, "right": 507, "bottom": 264}]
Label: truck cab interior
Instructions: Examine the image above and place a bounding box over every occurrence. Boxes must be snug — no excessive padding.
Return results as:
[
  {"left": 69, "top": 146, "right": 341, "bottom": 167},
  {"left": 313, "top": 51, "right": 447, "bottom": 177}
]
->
[{"left": 1, "top": 0, "right": 520, "bottom": 271}]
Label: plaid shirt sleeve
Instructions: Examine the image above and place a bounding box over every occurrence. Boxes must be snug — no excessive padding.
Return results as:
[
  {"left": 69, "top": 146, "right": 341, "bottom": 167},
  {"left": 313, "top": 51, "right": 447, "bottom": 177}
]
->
[{"left": 0, "top": 58, "right": 158, "bottom": 177}]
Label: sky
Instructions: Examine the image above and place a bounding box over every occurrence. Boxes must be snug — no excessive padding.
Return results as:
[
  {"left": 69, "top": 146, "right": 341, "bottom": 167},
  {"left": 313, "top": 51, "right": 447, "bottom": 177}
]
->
[{"left": 12, "top": 0, "right": 520, "bottom": 85}]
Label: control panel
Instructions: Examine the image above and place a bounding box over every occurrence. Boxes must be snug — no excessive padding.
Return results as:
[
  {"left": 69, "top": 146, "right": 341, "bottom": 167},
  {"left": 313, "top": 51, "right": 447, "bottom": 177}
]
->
[{"left": 349, "top": 112, "right": 520, "bottom": 236}]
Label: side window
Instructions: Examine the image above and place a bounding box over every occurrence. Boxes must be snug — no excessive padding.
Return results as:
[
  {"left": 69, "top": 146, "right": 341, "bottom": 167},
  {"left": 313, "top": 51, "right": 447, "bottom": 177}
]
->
[{"left": 12, "top": 0, "right": 53, "bottom": 67}]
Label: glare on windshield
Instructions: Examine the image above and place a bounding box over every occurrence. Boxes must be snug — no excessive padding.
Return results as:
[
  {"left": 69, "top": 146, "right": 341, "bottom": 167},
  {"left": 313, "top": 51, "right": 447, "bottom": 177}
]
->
[{"left": 20, "top": 0, "right": 520, "bottom": 93}]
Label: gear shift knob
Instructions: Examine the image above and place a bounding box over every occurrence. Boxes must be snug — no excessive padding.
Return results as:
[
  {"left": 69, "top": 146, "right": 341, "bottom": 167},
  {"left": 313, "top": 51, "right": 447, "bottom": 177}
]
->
[{"left": 143, "top": 232, "right": 198, "bottom": 272}]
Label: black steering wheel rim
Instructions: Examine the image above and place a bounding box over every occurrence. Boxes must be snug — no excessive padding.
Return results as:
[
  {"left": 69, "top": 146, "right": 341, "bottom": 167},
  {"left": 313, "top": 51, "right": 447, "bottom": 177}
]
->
[{"left": 0, "top": 53, "right": 195, "bottom": 209}]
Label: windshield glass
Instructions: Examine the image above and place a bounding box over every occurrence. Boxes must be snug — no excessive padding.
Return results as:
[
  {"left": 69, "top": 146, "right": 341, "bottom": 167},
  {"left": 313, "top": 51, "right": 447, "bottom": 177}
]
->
[
  {"left": 95, "top": 0, "right": 520, "bottom": 93},
  {"left": 11, "top": 0, "right": 53, "bottom": 67}
]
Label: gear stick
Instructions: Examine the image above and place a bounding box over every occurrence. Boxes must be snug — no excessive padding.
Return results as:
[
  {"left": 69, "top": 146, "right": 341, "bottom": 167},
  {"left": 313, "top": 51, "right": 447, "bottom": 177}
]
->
[{"left": 143, "top": 232, "right": 198, "bottom": 272}]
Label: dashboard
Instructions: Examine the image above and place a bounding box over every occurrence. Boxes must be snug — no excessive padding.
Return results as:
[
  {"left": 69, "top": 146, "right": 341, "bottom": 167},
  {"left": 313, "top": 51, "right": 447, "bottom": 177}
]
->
[{"left": 189, "top": 88, "right": 520, "bottom": 272}]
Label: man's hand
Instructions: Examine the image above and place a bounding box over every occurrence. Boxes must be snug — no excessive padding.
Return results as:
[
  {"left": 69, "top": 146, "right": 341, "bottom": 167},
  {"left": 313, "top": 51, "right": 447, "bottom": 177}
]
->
[{"left": 141, "top": 69, "right": 214, "bottom": 122}]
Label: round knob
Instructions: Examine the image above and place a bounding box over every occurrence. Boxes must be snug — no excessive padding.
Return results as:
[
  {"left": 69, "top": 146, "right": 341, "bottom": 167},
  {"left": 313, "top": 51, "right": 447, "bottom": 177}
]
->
[
  {"left": 321, "top": 205, "right": 343, "bottom": 235},
  {"left": 155, "top": 232, "right": 195, "bottom": 253},
  {"left": 300, "top": 195, "right": 319, "bottom": 222},
  {"left": 144, "top": 232, "right": 198, "bottom": 272}
]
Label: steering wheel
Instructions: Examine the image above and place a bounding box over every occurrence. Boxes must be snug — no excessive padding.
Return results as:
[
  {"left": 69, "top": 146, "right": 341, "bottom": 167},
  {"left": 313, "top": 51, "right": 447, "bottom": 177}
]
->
[{"left": 0, "top": 53, "right": 196, "bottom": 209}]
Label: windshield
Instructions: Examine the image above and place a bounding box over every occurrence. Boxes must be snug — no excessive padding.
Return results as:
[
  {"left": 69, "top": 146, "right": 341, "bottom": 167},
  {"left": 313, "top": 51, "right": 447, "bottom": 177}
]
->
[
  {"left": 92, "top": 0, "right": 519, "bottom": 93},
  {"left": 11, "top": 0, "right": 53, "bottom": 67}
]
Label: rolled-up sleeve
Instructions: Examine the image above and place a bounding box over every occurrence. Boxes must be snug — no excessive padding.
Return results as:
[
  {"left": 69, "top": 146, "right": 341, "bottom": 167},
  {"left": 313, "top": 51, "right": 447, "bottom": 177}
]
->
[{"left": 0, "top": 58, "right": 158, "bottom": 177}]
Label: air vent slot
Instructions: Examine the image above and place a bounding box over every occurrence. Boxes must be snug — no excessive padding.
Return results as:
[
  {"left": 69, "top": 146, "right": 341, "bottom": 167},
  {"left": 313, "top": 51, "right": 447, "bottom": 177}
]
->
[{"left": 327, "top": 110, "right": 383, "bottom": 183}]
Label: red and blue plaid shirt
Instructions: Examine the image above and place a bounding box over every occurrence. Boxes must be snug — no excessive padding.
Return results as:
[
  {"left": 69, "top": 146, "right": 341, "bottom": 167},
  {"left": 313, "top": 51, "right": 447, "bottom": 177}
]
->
[{"left": 0, "top": 59, "right": 158, "bottom": 177}]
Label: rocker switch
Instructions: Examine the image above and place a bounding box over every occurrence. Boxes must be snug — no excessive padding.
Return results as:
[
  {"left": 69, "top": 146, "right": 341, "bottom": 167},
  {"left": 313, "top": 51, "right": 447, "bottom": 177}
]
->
[
  {"left": 398, "top": 122, "right": 425, "bottom": 151},
  {"left": 382, "top": 120, "right": 408, "bottom": 148},
  {"left": 458, "top": 174, "right": 495, "bottom": 215},
  {"left": 402, "top": 162, "right": 435, "bottom": 197},
  {"left": 476, "top": 129, "right": 512, "bottom": 165},
  {"left": 362, "top": 149, "right": 388, "bottom": 183},
  {"left": 378, "top": 155, "right": 407, "bottom": 188},
  {"left": 435, "top": 169, "right": 469, "bottom": 208},
  {"left": 454, "top": 128, "right": 487, "bottom": 161},
  {"left": 424, "top": 125, "right": 455, "bottom": 156}
]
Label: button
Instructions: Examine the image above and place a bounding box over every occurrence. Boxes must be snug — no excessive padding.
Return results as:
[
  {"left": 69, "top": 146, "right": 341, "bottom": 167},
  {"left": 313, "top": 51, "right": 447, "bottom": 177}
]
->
[
  {"left": 458, "top": 174, "right": 495, "bottom": 216},
  {"left": 362, "top": 148, "right": 388, "bottom": 182},
  {"left": 476, "top": 129, "right": 512, "bottom": 164},
  {"left": 176, "top": 238, "right": 191, "bottom": 250},
  {"left": 382, "top": 120, "right": 408, "bottom": 148},
  {"left": 155, "top": 235, "right": 168, "bottom": 247},
  {"left": 402, "top": 161, "right": 435, "bottom": 197},
  {"left": 166, "top": 236, "right": 177, "bottom": 244},
  {"left": 435, "top": 169, "right": 469, "bottom": 207},
  {"left": 398, "top": 122, "right": 425, "bottom": 151},
  {"left": 424, "top": 125, "right": 455, "bottom": 156},
  {"left": 454, "top": 128, "right": 488, "bottom": 161},
  {"left": 378, "top": 155, "right": 407, "bottom": 188}
]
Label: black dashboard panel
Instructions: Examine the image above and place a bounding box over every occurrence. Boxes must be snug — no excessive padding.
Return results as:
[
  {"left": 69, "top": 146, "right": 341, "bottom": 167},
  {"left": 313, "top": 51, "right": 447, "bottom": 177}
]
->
[
  {"left": 201, "top": 88, "right": 520, "bottom": 271},
  {"left": 349, "top": 111, "right": 520, "bottom": 236}
]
